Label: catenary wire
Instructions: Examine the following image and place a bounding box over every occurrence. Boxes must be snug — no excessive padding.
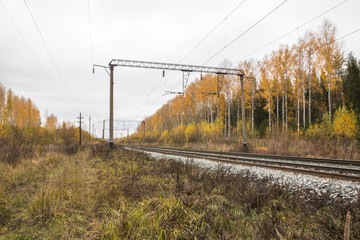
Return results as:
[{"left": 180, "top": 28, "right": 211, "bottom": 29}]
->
[
  {"left": 202, "top": 0, "right": 288, "bottom": 65},
  {"left": 0, "top": 1, "right": 70, "bottom": 110},
  {"left": 179, "top": 0, "right": 246, "bottom": 63},
  {"left": 241, "top": 0, "right": 349, "bottom": 60},
  {"left": 319, "top": 28, "right": 360, "bottom": 49},
  {"left": 23, "top": 0, "right": 80, "bottom": 112},
  {"left": 87, "top": 0, "right": 99, "bottom": 120},
  {"left": 126, "top": 1, "right": 248, "bottom": 119},
  {"left": 160, "top": 0, "right": 287, "bottom": 105}
]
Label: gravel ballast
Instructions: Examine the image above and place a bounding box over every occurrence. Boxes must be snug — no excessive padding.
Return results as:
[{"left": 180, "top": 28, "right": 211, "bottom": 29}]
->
[{"left": 134, "top": 149, "right": 360, "bottom": 202}]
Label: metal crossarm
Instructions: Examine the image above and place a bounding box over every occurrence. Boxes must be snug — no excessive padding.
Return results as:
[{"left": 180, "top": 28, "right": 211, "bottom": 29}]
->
[{"left": 109, "top": 59, "right": 245, "bottom": 76}]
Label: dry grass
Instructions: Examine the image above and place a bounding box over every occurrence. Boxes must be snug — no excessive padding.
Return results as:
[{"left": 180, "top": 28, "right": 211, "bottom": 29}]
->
[
  {"left": 1, "top": 143, "right": 360, "bottom": 239},
  {"left": 245, "top": 130, "right": 360, "bottom": 160}
]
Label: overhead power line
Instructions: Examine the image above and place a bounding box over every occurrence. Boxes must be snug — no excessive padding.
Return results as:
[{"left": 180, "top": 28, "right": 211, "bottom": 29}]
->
[
  {"left": 321, "top": 28, "right": 360, "bottom": 48},
  {"left": 0, "top": 1, "right": 70, "bottom": 108},
  {"left": 179, "top": 0, "right": 247, "bottom": 63},
  {"left": 129, "top": 1, "right": 248, "bottom": 119},
  {"left": 203, "top": 0, "right": 288, "bottom": 65},
  {"left": 241, "top": 0, "right": 349, "bottom": 60},
  {"left": 23, "top": 0, "right": 79, "bottom": 112},
  {"left": 87, "top": 0, "right": 99, "bottom": 120},
  {"left": 87, "top": 0, "right": 94, "bottom": 65}
]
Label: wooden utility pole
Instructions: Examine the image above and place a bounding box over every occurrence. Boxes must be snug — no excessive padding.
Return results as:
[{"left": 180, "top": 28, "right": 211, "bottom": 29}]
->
[
  {"left": 88, "top": 116, "right": 91, "bottom": 141},
  {"left": 143, "top": 120, "right": 145, "bottom": 143},
  {"left": 77, "top": 112, "right": 83, "bottom": 146},
  {"left": 240, "top": 75, "right": 247, "bottom": 152},
  {"left": 109, "top": 66, "right": 114, "bottom": 149},
  {"left": 102, "top": 120, "right": 105, "bottom": 139}
]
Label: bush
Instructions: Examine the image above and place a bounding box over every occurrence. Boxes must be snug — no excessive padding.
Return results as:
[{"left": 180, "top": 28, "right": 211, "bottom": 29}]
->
[
  {"left": 333, "top": 106, "right": 358, "bottom": 140},
  {"left": 159, "top": 129, "right": 169, "bottom": 143},
  {"left": 305, "top": 113, "right": 334, "bottom": 141},
  {"left": 184, "top": 122, "right": 198, "bottom": 143}
]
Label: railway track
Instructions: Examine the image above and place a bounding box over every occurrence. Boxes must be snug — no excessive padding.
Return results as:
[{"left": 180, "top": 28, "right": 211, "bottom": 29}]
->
[{"left": 124, "top": 145, "right": 360, "bottom": 182}]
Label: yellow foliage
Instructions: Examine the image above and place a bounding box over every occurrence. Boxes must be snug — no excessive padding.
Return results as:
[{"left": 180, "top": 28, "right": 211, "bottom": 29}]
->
[
  {"left": 209, "top": 120, "right": 224, "bottom": 142},
  {"left": 333, "top": 106, "right": 357, "bottom": 139},
  {"left": 184, "top": 122, "right": 197, "bottom": 143},
  {"left": 159, "top": 130, "right": 169, "bottom": 143},
  {"left": 199, "top": 121, "right": 211, "bottom": 142}
]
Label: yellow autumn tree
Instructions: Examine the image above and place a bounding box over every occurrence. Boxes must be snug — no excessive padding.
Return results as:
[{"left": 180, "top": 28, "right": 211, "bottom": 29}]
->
[
  {"left": 45, "top": 114, "right": 57, "bottom": 131},
  {"left": 333, "top": 106, "right": 357, "bottom": 139}
]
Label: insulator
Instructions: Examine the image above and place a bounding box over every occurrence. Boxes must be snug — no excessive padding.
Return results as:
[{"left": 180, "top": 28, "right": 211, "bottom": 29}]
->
[{"left": 162, "top": 70, "right": 165, "bottom": 77}]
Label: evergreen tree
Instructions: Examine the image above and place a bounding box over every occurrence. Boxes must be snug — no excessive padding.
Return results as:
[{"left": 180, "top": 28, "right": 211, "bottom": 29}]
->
[{"left": 343, "top": 52, "right": 360, "bottom": 113}]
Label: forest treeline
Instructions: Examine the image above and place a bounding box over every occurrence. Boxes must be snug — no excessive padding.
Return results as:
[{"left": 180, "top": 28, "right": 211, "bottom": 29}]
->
[
  {"left": 129, "top": 20, "right": 360, "bottom": 151},
  {"left": 0, "top": 84, "right": 87, "bottom": 164}
]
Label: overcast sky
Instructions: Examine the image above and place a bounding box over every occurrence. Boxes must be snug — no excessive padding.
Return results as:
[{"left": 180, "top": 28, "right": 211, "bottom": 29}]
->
[{"left": 1, "top": 0, "right": 359, "bottom": 138}]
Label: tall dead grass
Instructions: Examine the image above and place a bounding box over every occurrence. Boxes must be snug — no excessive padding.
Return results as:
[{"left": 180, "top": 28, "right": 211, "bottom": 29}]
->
[
  {"left": 246, "top": 129, "right": 360, "bottom": 160},
  {"left": 1, "top": 143, "right": 360, "bottom": 239}
]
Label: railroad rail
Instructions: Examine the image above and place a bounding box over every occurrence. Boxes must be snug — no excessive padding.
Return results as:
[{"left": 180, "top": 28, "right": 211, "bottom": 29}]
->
[{"left": 123, "top": 145, "right": 360, "bottom": 182}]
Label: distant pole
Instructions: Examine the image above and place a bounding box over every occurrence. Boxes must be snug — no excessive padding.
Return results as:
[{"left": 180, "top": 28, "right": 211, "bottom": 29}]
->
[
  {"left": 240, "top": 75, "right": 247, "bottom": 152},
  {"left": 109, "top": 66, "right": 114, "bottom": 149},
  {"left": 127, "top": 129, "right": 129, "bottom": 143},
  {"left": 102, "top": 120, "right": 105, "bottom": 139},
  {"left": 77, "top": 112, "right": 83, "bottom": 146},
  {"left": 88, "top": 116, "right": 91, "bottom": 141},
  {"left": 143, "top": 120, "right": 145, "bottom": 143}
]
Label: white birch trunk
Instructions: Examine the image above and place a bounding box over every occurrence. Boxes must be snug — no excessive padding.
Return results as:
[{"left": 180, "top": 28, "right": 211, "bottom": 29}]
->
[
  {"left": 251, "top": 88, "right": 254, "bottom": 133},
  {"left": 297, "top": 82, "right": 300, "bottom": 132},
  {"left": 328, "top": 81, "right": 331, "bottom": 122},
  {"left": 228, "top": 100, "right": 231, "bottom": 137},
  {"left": 302, "top": 83, "right": 306, "bottom": 129},
  {"left": 285, "top": 88, "right": 288, "bottom": 132},
  {"left": 276, "top": 91, "right": 279, "bottom": 126},
  {"left": 282, "top": 84, "right": 285, "bottom": 130},
  {"left": 268, "top": 95, "right": 271, "bottom": 133}
]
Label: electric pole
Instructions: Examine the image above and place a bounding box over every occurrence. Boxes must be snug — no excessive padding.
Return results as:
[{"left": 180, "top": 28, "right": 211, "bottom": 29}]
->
[
  {"left": 143, "top": 120, "right": 145, "bottom": 143},
  {"left": 109, "top": 66, "right": 114, "bottom": 149},
  {"left": 88, "top": 116, "right": 91, "bottom": 141},
  {"left": 102, "top": 120, "right": 105, "bottom": 139},
  {"left": 94, "top": 59, "right": 248, "bottom": 149},
  {"left": 77, "top": 112, "right": 83, "bottom": 146},
  {"left": 240, "top": 75, "right": 247, "bottom": 152}
]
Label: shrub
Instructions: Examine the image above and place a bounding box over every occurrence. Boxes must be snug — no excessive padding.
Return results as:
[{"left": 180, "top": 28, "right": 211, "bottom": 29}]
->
[
  {"left": 159, "top": 129, "right": 169, "bottom": 143},
  {"left": 184, "top": 122, "right": 197, "bottom": 143},
  {"left": 333, "top": 106, "right": 358, "bottom": 140}
]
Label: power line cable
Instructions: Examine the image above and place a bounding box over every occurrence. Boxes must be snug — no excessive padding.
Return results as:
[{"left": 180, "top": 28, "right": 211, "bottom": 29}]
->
[
  {"left": 0, "top": 1, "right": 70, "bottom": 109},
  {"left": 23, "top": 0, "right": 80, "bottom": 112},
  {"left": 164, "top": 1, "right": 282, "bottom": 99},
  {"left": 179, "top": 0, "right": 246, "bottom": 63},
  {"left": 241, "top": 0, "right": 349, "bottom": 60},
  {"left": 87, "top": 0, "right": 99, "bottom": 119},
  {"left": 203, "top": 0, "right": 288, "bottom": 65},
  {"left": 319, "top": 27, "right": 360, "bottom": 49},
  {"left": 87, "top": 0, "right": 94, "bottom": 65},
  {"left": 128, "top": 28, "right": 360, "bottom": 130},
  {"left": 127, "top": 1, "right": 248, "bottom": 118}
]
